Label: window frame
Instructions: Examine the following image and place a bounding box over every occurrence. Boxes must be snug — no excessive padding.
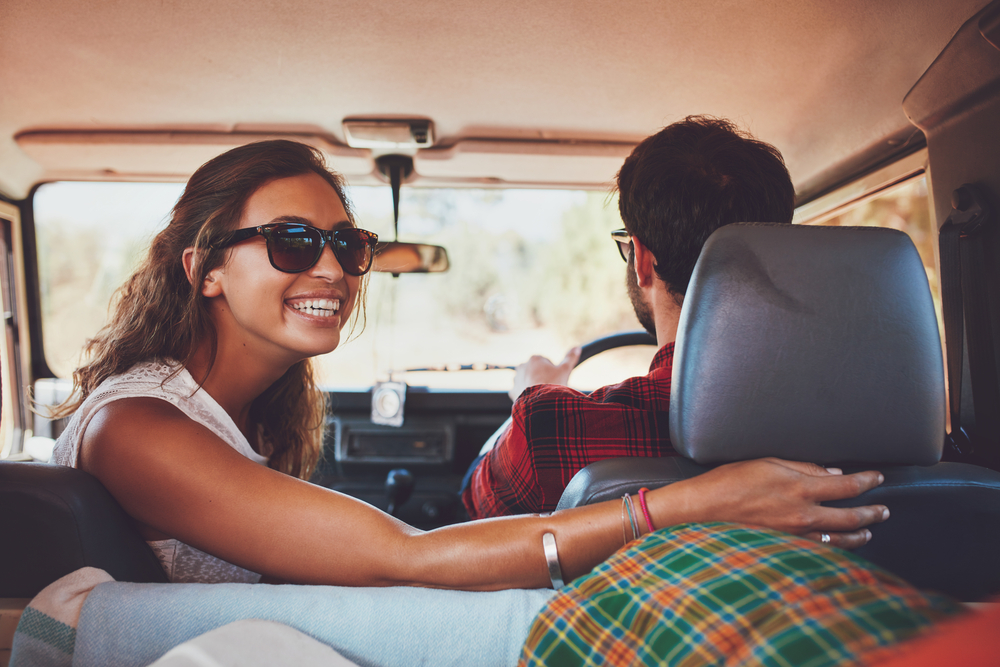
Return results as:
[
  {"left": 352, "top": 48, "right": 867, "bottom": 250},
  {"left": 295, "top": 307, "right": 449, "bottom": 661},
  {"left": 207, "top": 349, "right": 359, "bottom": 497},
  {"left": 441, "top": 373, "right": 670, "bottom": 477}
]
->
[
  {"left": 793, "top": 149, "right": 930, "bottom": 226},
  {"left": 0, "top": 199, "right": 32, "bottom": 457}
]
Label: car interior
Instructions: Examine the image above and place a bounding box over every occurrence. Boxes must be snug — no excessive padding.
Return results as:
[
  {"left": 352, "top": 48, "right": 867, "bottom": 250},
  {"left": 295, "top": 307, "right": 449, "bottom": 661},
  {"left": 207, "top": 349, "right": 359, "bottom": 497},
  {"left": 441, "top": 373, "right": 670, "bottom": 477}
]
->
[{"left": 2, "top": 0, "right": 1000, "bottom": 662}]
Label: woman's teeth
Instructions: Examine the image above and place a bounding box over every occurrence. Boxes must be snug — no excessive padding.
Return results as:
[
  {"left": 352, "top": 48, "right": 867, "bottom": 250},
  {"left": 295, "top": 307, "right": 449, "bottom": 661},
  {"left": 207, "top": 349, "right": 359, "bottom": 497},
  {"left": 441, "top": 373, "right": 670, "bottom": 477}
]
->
[{"left": 292, "top": 299, "right": 340, "bottom": 317}]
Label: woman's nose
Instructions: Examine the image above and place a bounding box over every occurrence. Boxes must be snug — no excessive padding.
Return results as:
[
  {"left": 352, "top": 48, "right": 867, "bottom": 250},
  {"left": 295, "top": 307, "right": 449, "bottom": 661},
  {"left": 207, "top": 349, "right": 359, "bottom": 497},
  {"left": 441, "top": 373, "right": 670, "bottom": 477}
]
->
[{"left": 308, "top": 242, "right": 345, "bottom": 281}]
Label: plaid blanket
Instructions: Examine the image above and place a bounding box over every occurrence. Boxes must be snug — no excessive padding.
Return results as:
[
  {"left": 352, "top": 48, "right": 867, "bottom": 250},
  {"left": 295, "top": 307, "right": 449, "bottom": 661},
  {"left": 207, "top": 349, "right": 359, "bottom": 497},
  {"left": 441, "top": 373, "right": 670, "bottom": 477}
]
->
[{"left": 519, "top": 523, "right": 964, "bottom": 667}]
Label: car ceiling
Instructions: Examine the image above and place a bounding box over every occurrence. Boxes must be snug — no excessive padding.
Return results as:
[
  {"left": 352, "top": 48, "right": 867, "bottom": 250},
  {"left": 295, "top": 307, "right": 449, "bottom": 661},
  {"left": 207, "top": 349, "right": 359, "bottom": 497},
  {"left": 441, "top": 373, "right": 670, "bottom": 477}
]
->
[{"left": 0, "top": 0, "right": 991, "bottom": 200}]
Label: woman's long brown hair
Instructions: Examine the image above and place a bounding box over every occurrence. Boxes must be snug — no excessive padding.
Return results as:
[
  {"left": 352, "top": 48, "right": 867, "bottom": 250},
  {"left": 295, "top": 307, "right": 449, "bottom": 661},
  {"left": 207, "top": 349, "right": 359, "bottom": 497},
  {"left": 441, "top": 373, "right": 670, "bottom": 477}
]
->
[{"left": 52, "top": 140, "right": 363, "bottom": 479}]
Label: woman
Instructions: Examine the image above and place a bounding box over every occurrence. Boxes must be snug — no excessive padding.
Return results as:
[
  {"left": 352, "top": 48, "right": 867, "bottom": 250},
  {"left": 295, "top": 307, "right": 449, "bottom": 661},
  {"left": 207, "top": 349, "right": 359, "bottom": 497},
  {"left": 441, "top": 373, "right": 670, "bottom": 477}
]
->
[{"left": 51, "top": 140, "right": 887, "bottom": 588}]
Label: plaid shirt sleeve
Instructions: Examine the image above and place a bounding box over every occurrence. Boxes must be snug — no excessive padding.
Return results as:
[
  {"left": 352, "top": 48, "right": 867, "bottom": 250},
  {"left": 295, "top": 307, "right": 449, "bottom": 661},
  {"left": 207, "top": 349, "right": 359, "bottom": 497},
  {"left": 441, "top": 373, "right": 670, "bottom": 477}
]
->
[{"left": 463, "top": 343, "right": 677, "bottom": 518}]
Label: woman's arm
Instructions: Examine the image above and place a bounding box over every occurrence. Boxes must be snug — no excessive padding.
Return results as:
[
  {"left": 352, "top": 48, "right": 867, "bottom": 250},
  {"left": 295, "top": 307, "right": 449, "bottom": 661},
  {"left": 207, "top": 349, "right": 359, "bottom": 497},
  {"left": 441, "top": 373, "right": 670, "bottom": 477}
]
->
[{"left": 81, "top": 397, "right": 886, "bottom": 590}]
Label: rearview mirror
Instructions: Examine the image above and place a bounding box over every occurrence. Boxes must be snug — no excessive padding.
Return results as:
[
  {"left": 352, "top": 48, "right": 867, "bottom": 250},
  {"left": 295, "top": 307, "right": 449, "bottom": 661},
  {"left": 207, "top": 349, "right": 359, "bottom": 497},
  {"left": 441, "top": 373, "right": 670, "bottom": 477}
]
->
[{"left": 372, "top": 242, "right": 450, "bottom": 274}]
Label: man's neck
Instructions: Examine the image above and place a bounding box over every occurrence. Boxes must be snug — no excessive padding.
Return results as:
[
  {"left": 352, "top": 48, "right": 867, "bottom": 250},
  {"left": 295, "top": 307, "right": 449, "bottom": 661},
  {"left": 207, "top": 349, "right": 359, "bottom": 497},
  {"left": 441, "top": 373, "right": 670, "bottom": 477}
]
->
[{"left": 651, "top": 288, "right": 683, "bottom": 348}]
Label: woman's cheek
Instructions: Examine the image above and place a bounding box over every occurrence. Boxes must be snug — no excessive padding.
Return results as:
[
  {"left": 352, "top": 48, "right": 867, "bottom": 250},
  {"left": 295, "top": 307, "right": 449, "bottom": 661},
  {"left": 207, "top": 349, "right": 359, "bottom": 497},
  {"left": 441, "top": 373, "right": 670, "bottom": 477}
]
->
[{"left": 341, "top": 279, "right": 361, "bottom": 328}]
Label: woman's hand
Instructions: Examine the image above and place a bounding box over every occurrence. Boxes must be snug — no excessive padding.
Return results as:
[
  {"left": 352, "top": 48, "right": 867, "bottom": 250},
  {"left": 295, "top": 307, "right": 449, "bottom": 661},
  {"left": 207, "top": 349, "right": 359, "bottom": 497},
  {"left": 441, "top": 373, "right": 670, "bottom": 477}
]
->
[{"left": 649, "top": 457, "right": 888, "bottom": 549}]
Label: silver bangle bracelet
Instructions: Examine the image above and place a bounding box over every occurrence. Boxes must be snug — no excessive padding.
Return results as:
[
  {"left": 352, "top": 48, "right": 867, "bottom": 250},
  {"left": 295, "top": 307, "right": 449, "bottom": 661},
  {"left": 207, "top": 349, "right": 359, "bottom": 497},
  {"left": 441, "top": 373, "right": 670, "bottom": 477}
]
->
[{"left": 542, "top": 532, "right": 565, "bottom": 589}]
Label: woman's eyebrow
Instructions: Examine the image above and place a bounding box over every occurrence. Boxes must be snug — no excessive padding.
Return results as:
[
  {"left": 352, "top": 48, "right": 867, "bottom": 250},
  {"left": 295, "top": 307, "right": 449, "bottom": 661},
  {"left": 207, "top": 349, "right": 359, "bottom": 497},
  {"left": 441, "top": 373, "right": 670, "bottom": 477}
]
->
[
  {"left": 267, "top": 215, "right": 311, "bottom": 225},
  {"left": 267, "top": 215, "right": 354, "bottom": 228}
]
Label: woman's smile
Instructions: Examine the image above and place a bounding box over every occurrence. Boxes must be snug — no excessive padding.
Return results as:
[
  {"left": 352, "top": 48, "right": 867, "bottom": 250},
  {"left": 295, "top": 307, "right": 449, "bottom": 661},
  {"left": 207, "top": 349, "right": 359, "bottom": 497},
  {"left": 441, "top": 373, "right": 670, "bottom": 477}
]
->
[
  {"left": 288, "top": 297, "right": 341, "bottom": 318},
  {"left": 285, "top": 292, "right": 345, "bottom": 324}
]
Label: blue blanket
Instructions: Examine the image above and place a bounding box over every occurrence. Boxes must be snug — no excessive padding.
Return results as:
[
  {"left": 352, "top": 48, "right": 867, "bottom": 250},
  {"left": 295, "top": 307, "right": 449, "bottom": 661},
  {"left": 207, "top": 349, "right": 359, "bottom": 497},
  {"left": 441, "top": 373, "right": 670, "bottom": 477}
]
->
[{"left": 11, "top": 573, "right": 554, "bottom": 667}]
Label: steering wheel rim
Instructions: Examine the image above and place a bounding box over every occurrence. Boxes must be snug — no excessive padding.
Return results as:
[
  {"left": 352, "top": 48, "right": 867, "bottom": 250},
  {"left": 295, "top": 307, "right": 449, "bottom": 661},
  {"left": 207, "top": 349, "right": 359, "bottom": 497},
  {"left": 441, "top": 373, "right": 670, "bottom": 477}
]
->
[{"left": 575, "top": 330, "right": 657, "bottom": 367}]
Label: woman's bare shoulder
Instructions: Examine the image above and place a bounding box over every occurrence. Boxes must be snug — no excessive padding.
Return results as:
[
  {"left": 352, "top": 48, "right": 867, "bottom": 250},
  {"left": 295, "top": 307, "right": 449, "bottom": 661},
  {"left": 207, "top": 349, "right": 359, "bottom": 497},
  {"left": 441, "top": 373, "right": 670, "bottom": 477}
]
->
[
  {"left": 79, "top": 395, "right": 251, "bottom": 481},
  {"left": 84, "top": 395, "right": 207, "bottom": 446},
  {"left": 77, "top": 395, "right": 296, "bottom": 547}
]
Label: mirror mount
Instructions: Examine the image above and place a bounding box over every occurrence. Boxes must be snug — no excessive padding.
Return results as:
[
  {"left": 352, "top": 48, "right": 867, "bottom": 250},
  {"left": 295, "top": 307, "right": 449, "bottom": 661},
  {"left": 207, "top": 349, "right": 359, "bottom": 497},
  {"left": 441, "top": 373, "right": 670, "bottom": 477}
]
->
[
  {"left": 375, "top": 154, "right": 415, "bottom": 241},
  {"left": 371, "top": 154, "right": 448, "bottom": 275}
]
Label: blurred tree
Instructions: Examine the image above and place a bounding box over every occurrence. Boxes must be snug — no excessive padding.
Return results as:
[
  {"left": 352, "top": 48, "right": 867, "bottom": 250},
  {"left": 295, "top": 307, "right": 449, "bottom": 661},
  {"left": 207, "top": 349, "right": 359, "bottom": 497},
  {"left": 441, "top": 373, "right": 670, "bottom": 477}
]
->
[{"left": 526, "top": 192, "right": 640, "bottom": 342}]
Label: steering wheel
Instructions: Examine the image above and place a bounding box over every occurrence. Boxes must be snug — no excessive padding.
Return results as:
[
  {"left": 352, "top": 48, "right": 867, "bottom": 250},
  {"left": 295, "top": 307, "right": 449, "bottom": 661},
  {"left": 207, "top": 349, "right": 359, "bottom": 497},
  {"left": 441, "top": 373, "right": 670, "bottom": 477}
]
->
[
  {"left": 575, "top": 330, "right": 657, "bottom": 367},
  {"left": 470, "top": 330, "right": 658, "bottom": 461}
]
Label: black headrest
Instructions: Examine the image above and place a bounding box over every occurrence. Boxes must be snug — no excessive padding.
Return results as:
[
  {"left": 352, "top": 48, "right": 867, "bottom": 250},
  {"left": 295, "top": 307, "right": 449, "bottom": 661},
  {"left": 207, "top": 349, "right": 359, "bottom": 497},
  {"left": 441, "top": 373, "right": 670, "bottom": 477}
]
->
[{"left": 669, "top": 223, "right": 944, "bottom": 466}]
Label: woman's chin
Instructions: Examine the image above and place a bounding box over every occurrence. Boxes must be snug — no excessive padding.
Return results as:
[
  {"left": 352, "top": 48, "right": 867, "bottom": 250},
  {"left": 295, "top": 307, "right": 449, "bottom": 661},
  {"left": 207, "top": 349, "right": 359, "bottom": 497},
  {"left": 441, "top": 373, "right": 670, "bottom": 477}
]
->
[
  {"left": 301, "top": 338, "right": 342, "bottom": 360},
  {"left": 279, "top": 328, "right": 343, "bottom": 361}
]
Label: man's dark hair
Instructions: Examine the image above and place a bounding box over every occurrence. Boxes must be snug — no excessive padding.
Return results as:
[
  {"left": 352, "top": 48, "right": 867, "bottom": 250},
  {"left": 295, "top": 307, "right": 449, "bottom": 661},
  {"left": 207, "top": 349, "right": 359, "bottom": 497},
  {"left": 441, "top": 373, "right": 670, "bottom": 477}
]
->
[{"left": 616, "top": 115, "right": 794, "bottom": 302}]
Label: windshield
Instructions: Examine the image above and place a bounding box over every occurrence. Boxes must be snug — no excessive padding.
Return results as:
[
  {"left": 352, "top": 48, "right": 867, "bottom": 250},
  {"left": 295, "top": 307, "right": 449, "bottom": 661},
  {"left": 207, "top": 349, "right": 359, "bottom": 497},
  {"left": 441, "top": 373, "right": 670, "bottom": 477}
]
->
[{"left": 33, "top": 181, "right": 653, "bottom": 392}]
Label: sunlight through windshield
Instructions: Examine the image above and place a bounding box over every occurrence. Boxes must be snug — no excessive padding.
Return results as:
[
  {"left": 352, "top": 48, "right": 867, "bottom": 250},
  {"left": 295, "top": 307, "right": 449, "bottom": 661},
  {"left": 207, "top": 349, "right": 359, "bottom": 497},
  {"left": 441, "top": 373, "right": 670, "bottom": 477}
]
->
[{"left": 34, "top": 182, "right": 652, "bottom": 392}]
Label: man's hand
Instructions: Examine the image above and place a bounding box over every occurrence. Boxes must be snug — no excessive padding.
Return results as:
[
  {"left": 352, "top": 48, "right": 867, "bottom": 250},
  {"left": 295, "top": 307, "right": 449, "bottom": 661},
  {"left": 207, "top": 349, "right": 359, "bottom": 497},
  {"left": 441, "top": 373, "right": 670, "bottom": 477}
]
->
[
  {"left": 509, "top": 346, "right": 582, "bottom": 402},
  {"left": 656, "top": 457, "right": 889, "bottom": 550}
]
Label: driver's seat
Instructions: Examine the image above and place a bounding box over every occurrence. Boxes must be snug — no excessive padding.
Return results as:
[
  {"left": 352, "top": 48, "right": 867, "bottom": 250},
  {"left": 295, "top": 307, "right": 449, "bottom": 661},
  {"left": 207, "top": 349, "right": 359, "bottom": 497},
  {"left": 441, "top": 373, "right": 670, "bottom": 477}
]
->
[{"left": 557, "top": 222, "right": 1000, "bottom": 601}]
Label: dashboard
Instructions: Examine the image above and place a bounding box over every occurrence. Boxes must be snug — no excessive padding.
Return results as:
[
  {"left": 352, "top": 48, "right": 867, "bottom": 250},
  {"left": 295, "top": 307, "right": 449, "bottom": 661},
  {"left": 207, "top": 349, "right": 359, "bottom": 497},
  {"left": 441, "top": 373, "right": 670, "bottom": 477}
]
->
[{"left": 312, "top": 389, "right": 512, "bottom": 528}]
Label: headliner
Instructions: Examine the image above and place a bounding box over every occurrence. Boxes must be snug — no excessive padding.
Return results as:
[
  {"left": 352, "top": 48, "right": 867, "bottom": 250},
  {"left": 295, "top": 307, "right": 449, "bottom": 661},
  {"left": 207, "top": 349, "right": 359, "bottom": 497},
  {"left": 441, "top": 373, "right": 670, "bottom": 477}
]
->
[{"left": 0, "top": 0, "right": 990, "bottom": 199}]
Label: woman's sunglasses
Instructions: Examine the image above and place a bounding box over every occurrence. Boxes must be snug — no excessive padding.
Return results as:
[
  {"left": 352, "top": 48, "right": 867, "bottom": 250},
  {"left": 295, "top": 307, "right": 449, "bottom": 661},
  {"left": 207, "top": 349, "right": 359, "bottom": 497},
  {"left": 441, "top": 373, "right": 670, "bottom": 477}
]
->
[
  {"left": 215, "top": 223, "right": 379, "bottom": 275},
  {"left": 610, "top": 228, "right": 632, "bottom": 262}
]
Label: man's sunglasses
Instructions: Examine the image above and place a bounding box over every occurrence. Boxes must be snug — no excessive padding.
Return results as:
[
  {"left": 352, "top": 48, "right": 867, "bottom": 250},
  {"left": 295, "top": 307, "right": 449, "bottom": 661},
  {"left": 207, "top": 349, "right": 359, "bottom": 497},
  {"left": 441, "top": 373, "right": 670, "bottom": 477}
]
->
[
  {"left": 611, "top": 228, "right": 632, "bottom": 262},
  {"left": 215, "top": 223, "right": 379, "bottom": 275}
]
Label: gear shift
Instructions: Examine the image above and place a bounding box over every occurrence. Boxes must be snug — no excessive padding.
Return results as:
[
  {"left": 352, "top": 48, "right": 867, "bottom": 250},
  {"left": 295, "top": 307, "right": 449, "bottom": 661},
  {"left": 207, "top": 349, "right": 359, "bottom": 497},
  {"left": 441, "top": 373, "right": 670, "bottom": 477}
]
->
[{"left": 385, "top": 468, "right": 414, "bottom": 517}]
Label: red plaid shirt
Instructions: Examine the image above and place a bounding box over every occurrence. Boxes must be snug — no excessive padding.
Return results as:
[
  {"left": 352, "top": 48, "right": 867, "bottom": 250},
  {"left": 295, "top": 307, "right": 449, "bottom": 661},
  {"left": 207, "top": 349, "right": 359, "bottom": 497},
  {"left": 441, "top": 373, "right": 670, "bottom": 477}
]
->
[{"left": 463, "top": 343, "right": 677, "bottom": 519}]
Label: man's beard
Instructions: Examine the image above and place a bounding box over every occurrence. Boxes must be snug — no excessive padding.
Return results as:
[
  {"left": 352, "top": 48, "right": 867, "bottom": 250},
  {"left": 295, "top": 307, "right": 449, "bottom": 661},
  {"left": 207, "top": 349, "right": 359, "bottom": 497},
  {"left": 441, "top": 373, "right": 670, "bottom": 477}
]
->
[{"left": 626, "top": 256, "right": 656, "bottom": 336}]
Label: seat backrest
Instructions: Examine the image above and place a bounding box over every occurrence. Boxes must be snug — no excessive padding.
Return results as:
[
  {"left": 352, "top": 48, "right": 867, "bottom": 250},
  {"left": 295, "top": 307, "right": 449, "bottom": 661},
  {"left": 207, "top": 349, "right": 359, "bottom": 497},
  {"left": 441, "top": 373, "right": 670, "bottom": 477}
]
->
[
  {"left": 558, "top": 223, "right": 1000, "bottom": 600},
  {"left": 0, "top": 461, "right": 168, "bottom": 597}
]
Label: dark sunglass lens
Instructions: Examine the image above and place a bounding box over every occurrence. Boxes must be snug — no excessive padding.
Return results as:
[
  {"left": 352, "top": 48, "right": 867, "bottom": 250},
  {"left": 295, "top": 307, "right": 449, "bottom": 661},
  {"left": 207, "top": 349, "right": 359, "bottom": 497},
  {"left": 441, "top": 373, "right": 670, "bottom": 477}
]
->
[
  {"left": 335, "top": 229, "right": 374, "bottom": 275},
  {"left": 271, "top": 226, "right": 321, "bottom": 272}
]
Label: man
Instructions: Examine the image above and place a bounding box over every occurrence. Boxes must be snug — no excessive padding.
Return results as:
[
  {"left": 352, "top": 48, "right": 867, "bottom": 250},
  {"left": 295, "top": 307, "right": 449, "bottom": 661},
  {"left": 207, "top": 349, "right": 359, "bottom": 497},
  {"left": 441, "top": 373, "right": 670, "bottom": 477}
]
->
[{"left": 463, "top": 116, "right": 800, "bottom": 519}]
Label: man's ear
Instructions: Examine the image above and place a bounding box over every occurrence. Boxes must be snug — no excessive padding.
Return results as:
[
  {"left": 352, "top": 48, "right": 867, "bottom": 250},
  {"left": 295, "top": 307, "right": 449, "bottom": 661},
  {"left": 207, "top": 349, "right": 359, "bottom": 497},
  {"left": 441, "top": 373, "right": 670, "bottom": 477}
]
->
[
  {"left": 631, "top": 236, "right": 657, "bottom": 289},
  {"left": 182, "top": 247, "right": 223, "bottom": 298}
]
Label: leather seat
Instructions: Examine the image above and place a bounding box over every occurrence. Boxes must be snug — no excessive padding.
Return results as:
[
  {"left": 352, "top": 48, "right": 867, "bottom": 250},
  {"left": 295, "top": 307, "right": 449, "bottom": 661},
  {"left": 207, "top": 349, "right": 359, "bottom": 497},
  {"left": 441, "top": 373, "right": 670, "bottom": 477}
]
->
[
  {"left": 557, "top": 222, "right": 1000, "bottom": 601},
  {"left": 0, "top": 461, "right": 168, "bottom": 597}
]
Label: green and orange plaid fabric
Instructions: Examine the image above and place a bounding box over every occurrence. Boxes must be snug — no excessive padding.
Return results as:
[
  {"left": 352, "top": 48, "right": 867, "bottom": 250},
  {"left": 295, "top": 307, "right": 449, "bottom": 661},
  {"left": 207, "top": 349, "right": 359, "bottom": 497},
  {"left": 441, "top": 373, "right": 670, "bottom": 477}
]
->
[{"left": 519, "top": 523, "right": 964, "bottom": 667}]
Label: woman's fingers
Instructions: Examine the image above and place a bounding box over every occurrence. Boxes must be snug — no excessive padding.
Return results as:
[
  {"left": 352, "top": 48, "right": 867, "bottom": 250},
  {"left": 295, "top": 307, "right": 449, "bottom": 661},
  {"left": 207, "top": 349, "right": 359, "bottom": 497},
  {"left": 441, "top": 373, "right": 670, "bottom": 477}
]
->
[
  {"left": 762, "top": 458, "right": 885, "bottom": 502},
  {"left": 806, "top": 470, "right": 885, "bottom": 502},
  {"left": 764, "top": 458, "right": 836, "bottom": 477},
  {"left": 766, "top": 458, "right": 883, "bottom": 491},
  {"left": 803, "top": 529, "right": 872, "bottom": 550},
  {"left": 810, "top": 503, "right": 890, "bottom": 532}
]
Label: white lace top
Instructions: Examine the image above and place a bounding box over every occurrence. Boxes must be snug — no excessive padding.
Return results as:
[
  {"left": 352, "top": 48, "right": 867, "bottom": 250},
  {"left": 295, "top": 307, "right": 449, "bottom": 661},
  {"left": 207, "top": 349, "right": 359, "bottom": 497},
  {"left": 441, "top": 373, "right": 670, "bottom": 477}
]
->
[{"left": 52, "top": 360, "right": 268, "bottom": 584}]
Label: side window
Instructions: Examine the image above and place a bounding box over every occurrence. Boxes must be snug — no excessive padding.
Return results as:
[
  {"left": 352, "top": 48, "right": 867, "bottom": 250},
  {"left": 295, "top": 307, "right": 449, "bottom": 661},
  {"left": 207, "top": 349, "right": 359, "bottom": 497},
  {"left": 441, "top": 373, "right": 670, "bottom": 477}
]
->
[{"left": 33, "top": 182, "right": 183, "bottom": 380}]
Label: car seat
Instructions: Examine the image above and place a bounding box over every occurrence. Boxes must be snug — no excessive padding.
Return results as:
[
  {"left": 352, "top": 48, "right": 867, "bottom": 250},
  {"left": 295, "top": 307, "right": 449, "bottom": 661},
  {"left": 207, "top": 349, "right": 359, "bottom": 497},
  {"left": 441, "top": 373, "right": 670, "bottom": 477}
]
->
[
  {"left": 557, "top": 222, "right": 1000, "bottom": 601},
  {"left": 0, "top": 461, "right": 168, "bottom": 597}
]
